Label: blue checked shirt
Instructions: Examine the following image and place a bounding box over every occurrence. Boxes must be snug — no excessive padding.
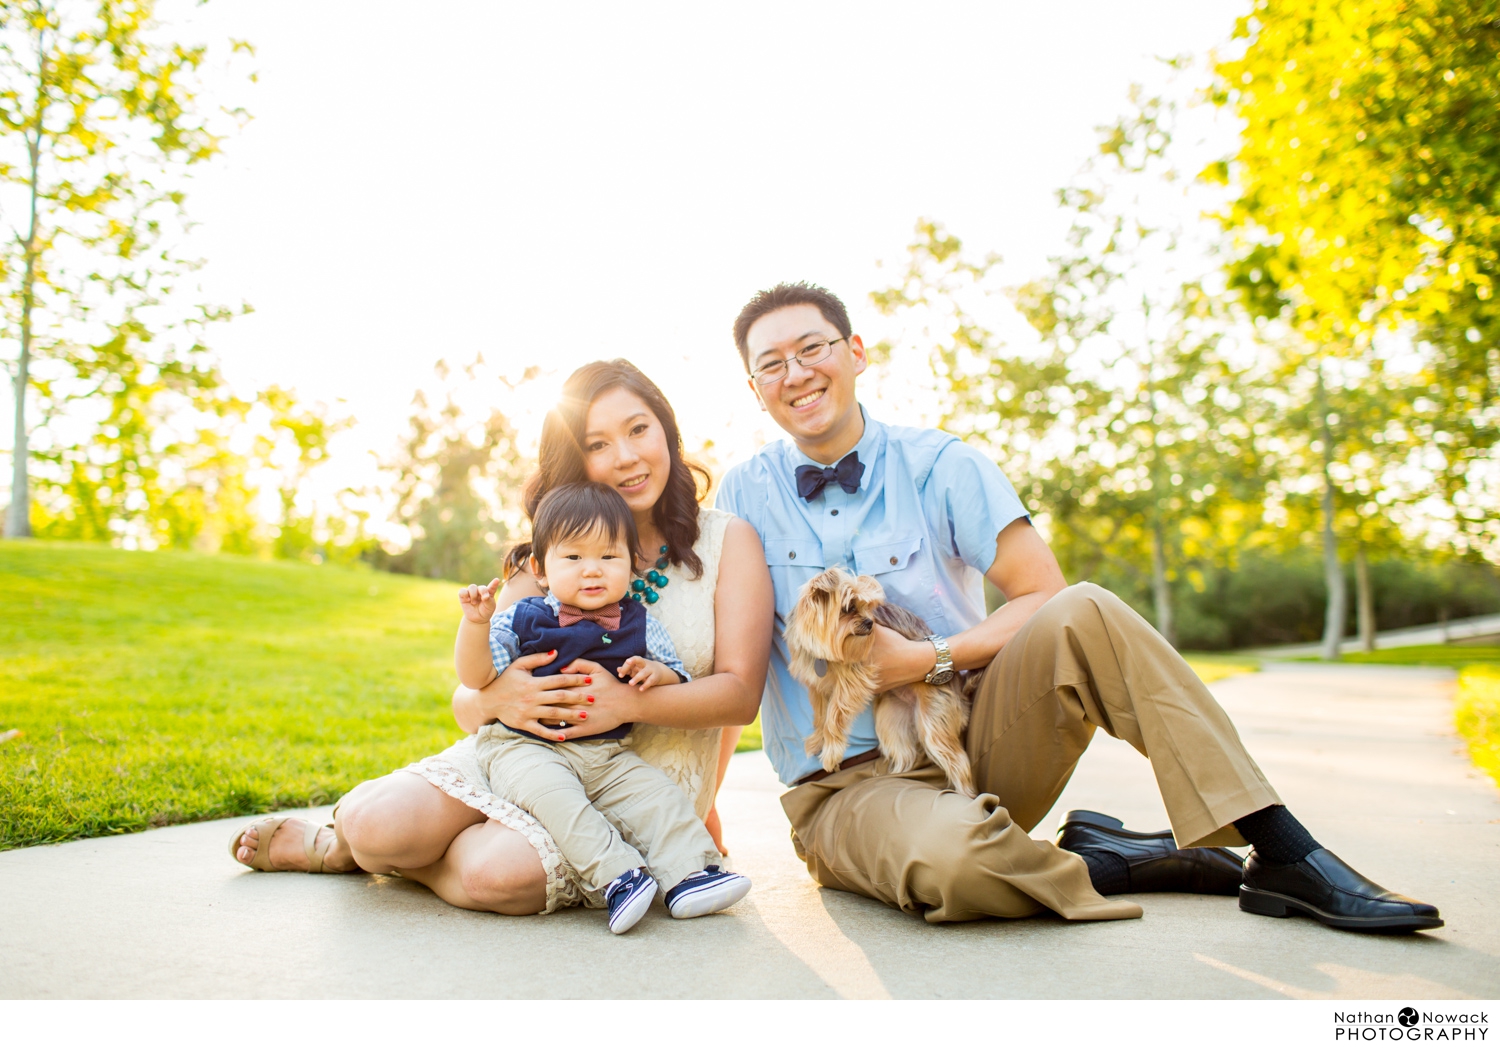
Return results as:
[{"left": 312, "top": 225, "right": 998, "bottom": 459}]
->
[
  {"left": 489, "top": 593, "right": 688, "bottom": 681},
  {"left": 716, "top": 408, "right": 1029, "bottom": 786}
]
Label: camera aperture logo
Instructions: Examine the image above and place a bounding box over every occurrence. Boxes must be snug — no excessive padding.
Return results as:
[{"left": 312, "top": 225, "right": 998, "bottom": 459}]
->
[{"left": 1335, "top": 1008, "right": 1489, "bottom": 1041}]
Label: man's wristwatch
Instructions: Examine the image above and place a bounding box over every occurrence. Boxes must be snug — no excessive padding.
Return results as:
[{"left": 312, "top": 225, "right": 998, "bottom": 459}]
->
[{"left": 924, "top": 634, "right": 955, "bottom": 685}]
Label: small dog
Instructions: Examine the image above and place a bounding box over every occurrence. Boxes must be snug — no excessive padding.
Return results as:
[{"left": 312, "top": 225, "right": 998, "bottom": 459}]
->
[{"left": 785, "top": 567, "right": 976, "bottom": 797}]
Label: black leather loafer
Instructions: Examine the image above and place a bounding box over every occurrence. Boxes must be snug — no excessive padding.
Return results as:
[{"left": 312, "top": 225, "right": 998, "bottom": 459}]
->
[
  {"left": 1239, "top": 848, "right": 1443, "bottom": 932},
  {"left": 1056, "top": 810, "right": 1245, "bottom": 896}
]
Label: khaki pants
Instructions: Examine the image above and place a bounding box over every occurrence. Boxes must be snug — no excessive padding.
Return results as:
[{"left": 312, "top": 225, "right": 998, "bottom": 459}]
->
[
  {"left": 476, "top": 727, "right": 719, "bottom": 894},
  {"left": 780, "top": 582, "right": 1280, "bottom": 923}
]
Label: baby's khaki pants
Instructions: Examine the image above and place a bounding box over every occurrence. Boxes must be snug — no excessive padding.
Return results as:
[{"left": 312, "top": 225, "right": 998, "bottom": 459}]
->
[
  {"left": 476, "top": 727, "right": 719, "bottom": 895},
  {"left": 780, "top": 582, "right": 1281, "bottom": 923}
]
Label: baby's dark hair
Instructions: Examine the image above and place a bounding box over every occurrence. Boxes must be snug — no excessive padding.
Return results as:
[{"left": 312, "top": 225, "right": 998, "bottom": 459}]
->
[{"left": 526, "top": 481, "right": 640, "bottom": 569}]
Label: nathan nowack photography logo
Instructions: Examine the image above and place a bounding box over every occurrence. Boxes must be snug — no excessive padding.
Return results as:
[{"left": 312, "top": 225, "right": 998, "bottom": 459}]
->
[{"left": 1334, "top": 1008, "right": 1489, "bottom": 1042}]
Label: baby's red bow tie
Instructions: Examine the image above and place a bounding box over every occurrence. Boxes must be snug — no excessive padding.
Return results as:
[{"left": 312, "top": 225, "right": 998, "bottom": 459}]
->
[{"left": 557, "top": 603, "right": 622, "bottom": 631}]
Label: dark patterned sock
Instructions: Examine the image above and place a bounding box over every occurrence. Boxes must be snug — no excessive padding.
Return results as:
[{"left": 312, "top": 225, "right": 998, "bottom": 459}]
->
[
  {"left": 1233, "top": 805, "right": 1322, "bottom": 865},
  {"left": 1078, "top": 849, "right": 1130, "bottom": 896}
]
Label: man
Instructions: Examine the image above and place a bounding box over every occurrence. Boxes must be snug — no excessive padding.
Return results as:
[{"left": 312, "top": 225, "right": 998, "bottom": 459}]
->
[{"left": 716, "top": 281, "right": 1441, "bottom": 931}]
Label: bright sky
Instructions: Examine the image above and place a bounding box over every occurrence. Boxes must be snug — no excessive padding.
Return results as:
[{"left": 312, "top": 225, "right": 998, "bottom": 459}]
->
[{"left": 15, "top": 0, "right": 1255, "bottom": 514}]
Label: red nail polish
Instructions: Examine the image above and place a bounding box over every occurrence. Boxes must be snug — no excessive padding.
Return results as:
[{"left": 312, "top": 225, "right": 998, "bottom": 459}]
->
[
  {"left": 585, "top": 677, "right": 592, "bottom": 684},
  {"left": 549, "top": 650, "right": 557, "bottom": 657},
  {"left": 578, "top": 712, "right": 587, "bottom": 719},
  {"left": 557, "top": 734, "right": 566, "bottom": 741},
  {"left": 587, "top": 695, "right": 595, "bottom": 702}
]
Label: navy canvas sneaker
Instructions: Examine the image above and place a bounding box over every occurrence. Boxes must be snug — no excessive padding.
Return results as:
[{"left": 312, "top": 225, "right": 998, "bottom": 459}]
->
[
  {"left": 604, "top": 867, "right": 657, "bottom": 934},
  {"left": 664, "top": 865, "right": 751, "bottom": 919}
]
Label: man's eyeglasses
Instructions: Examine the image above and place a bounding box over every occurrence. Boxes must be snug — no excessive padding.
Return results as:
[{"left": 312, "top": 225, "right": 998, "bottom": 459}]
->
[{"left": 749, "top": 336, "right": 849, "bottom": 387}]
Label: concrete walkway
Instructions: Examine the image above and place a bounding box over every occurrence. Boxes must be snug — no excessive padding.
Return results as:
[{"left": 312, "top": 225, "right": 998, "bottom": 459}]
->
[{"left": 2, "top": 664, "right": 1497, "bottom": 999}]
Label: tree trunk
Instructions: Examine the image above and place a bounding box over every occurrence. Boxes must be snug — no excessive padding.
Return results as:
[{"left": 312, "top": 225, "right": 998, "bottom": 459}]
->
[
  {"left": 5, "top": 39, "right": 45, "bottom": 540},
  {"left": 1150, "top": 516, "right": 1176, "bottom": 647},
  {"left": 5, "top": 153, "right": 39, "bottom": 537},
  {"left": 5, "top": 337, "right": 29, "bottom": 538},
  {"left": 1318, "top": 370, "right": 1346, "bottom": 661},
  {"left": 1355, "top": 544, "right": 1376, "bottom": 653}
]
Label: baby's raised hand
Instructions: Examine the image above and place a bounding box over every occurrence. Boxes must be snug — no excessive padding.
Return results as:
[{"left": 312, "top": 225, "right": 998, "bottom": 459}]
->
[
  {"left": 618, "top": 656, "right": 679, "bottom": 691},
  {"left": 458, "top": 578, "right": 502, "bottom": 623}
]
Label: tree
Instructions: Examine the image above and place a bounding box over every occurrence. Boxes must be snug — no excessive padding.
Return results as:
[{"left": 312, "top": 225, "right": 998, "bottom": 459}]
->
[
  {"left": 0, "top": 0, "right": 244, "bottom": 538},
  {"left": 872, "top": 94, "right": 1264, "bottom": 647},
  {"left": 1213, "top": 0, "right": 1500, "bottom": 653},
  {"left": 255, "top": 386, "right": 367, "bottom": 563},
  {"left": 378, "top": 359, "right": 533, "bottom": 584}
]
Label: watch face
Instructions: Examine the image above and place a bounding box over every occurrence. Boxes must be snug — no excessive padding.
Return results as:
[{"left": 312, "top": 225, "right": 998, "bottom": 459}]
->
[{"left": 928, "top": 668, "right": 956, "bottom": 685}]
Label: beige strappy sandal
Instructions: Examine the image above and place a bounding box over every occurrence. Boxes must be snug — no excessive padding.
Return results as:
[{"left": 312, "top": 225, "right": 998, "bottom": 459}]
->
[{"left": 228, "top": 814, "right": 335, "bottom": 873}]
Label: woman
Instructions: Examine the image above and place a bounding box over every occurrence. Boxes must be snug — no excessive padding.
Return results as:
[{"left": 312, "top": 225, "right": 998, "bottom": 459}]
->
[{"left": 230, "top": 360, "right": 773, "bottom": 915}]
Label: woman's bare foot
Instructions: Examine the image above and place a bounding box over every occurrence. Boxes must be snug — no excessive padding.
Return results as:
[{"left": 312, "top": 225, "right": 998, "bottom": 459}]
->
[
  {"left": 234, "top": 817, "right": 360, "bottom": 873},
  {"left": 704, "top": 803, "right": 728, "bottom": 857}
]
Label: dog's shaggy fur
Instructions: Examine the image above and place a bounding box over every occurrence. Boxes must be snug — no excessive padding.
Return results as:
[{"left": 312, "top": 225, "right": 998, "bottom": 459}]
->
[{"left": 785, "top": 567, "right": 976, "bottom": 797}]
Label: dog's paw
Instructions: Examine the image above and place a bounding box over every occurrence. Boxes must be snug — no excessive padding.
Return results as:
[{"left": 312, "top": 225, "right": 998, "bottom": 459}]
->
[
  {"left": 803, "top": 730, "right": 826, "bottom": 757},
  {"left": 820, "top": 743, "right": 847, "bottom": 772}
]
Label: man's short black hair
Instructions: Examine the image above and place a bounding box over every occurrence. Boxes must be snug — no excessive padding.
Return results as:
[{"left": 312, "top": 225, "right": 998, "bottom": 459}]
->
[
  {"left": 732, "top": 282, "right": 852, "bottom": 371},
  {"left": 530, "top": 481, "right": 640, "bottom": 569}
]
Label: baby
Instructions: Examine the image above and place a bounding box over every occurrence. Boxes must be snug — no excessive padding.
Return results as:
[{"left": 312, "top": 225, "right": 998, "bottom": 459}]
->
[{"left": 458, "top": 481, "right": 750, "bottom": 933}]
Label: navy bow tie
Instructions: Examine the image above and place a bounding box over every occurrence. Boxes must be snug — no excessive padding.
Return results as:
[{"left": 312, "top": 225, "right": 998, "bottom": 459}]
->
[{"left": 796, "top": 452, "right": 865, "bottom": 501}]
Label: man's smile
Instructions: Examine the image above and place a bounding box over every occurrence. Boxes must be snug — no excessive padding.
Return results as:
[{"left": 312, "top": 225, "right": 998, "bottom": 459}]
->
[{"left": 788, "top": 389, "right": 826, "bottom": 409}]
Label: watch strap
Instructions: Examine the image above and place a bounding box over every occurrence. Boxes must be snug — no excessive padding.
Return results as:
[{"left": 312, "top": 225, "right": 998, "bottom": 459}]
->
[{"left": 924, "top": 633, "right": 954, "bottom": 684}]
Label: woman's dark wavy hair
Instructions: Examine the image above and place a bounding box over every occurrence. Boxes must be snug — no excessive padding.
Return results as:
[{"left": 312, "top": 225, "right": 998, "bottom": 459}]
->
[{"left": 505, "top": 359, "right": 710, "bottom": 580}]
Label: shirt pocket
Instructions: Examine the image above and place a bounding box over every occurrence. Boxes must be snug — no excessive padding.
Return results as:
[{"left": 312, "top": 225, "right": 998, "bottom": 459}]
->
[
  {"left": 764, "top": 537, "right": 826, "bottom": 570},
  {"left": 765, "top": 537, "right": 826, "bottom": 620},
  {"left": 853, "top": 534, "right": 924, "bottom": 577}
]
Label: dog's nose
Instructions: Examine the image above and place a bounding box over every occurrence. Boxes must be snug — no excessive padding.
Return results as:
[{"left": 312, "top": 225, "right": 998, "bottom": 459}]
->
[{"left": 855, "top": 617, "right": 874, "bottom": 635}]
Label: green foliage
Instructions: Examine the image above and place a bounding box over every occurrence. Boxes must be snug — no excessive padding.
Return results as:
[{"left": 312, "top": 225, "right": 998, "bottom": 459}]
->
[
  {"left": 0, "top": 0, "right": 249, "bottom": 539},
  {"left": 1098, "top": 547, "right": 1500, "bottom": 650},
  {"left": 1213, "top": 0, "right": 1500, "bottom": 558},
  {"left": 872, "top": 98, "right": 1271, "bottom": 646},
  {"left": 0, "top": 541, "right": 464, "bottom": 849},
  {"left": 373, "top": 359, "right": 532, "bottom": 584},
  {"left": 256, "top": 386, "right": 370, "bottom": 564}
]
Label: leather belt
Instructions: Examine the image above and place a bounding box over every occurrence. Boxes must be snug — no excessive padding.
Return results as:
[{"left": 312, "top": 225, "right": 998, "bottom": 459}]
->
[{"left": 794, "top": 748, "right": 881, "bottom": 785}]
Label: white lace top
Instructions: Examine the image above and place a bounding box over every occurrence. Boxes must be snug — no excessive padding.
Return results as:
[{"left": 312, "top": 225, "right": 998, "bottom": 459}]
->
[{"left": 404, "top": 507, "right": 732, "bottom": 912}]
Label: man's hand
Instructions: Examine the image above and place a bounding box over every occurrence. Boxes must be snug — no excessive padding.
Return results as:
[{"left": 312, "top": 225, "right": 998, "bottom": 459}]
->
[
  {"left": 458, "top": 578, "right": 502, "bottom": 623},
  {"left": 618, "top": 656, "right": 681, "bottom": 692},
  {"left": 867, "top": 625, "right": 937, "bottom": 692}
]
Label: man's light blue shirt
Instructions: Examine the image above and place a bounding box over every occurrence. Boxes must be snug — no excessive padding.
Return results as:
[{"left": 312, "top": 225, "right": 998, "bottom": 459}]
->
[{"left": 716, "top": 408, "right": 1029, "bottom": 786}]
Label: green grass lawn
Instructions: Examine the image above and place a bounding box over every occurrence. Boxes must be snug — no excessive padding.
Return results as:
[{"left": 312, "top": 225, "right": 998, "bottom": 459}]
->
[
  {"left": 1306, "top": 644, "right": 1500, "bottom": 668},
  {"left": 734, "top": 713, "right": 762, "bottom": 753},
  {"left": 16, "top": 541, "right": 1446, "bottom": 851},
  {"left": 1, "top": 542, "right": 465, "bottom": 850}
]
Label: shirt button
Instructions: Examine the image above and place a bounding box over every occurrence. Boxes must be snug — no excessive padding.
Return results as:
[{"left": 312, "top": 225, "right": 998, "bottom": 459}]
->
[
  {"left": 789, "top": 551, "right": 796, "bottom": 559},
  {"left": 890, "top": 556, "right": 898, "bottom": 565},
  {"left": 830, "top": 509, "right": 839, "bottom": 516}
]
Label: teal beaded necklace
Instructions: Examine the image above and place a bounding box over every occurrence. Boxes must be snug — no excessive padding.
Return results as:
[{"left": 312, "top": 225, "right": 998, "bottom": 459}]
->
[{"left": 629, "top": 545, "right": 671, "bottom": 604}]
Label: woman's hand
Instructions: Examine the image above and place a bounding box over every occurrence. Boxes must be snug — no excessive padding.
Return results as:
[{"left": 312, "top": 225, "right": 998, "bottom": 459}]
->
[
  {"left": 552, "top": 658, "right": 642, "bottom": 739},
  {"left": 461, "top": 651, "right": 598, "bottom": 740}
]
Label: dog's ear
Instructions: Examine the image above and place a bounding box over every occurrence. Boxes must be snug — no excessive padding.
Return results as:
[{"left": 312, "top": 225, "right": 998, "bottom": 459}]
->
[
  {"left": 788, "top": 569, "right": 846, "bottom": 661},
  {"left": 814, "top": 568, "right": 845, "bottom": 594},
  {"left": 851, "top": 573, "right": 886, "bottom": 606}
]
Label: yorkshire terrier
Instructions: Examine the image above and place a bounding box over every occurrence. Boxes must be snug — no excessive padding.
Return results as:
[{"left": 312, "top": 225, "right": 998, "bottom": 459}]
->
[{"left": 785, "top": 567, "right": 976, "bottom": 797}]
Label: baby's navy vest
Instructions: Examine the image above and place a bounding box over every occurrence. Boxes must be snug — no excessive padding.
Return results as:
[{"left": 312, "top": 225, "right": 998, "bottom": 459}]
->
[{"left": 508, "top": 596, "right": 647, "bottom": 741}]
